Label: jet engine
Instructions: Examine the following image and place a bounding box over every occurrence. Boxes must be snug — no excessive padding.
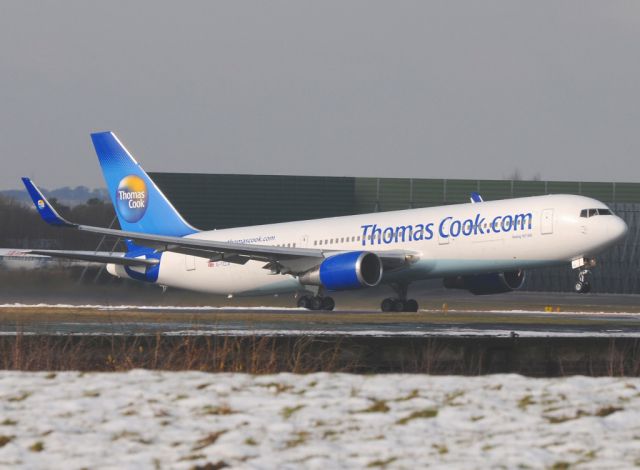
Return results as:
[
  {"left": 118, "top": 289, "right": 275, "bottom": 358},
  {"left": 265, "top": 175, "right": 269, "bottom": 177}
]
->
[
  {"left": 299, "top": 251, "right": 383, "bottom": 290},
  {"left": 443, "top": 270, "right": 526, "bottom": 295}
]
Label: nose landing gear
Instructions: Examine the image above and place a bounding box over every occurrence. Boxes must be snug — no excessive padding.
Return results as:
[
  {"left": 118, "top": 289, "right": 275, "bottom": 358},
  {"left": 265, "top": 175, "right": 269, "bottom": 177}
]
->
[
  {"left": 574, "top": 269, "right": 592, "bottom": 294},
  {"left": 572, "top": 257, "right": 596, "bottom": 294}
]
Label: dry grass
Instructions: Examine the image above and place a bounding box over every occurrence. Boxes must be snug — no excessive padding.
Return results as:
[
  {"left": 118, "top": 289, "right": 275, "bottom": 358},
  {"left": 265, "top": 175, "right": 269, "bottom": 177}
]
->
[
  {"left": 0, "top": 333, "right": 354, "bottom": 374},
  {"left": 0, "top": 334, "right": 640, "bottom": 376},
  {"left": 396, "top": 409, "right": 438, "bottom": 425}
]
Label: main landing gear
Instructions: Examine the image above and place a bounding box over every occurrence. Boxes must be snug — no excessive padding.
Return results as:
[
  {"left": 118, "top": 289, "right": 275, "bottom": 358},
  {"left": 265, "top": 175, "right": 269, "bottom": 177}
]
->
[
  {"left": 297, "top": 294, "right": 335, "bottom": 311},
  {"left": 381, "top": 283, "right": 419, "bottom": 312},
  {"left": 572, "top": 257, "right": 596, "bottom": 294}
]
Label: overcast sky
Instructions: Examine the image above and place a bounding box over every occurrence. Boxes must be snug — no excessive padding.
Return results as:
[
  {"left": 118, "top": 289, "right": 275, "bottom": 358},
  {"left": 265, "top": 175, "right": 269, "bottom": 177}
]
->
[{"left": 1, "top": 1, "right": 639, "bottom": 189}]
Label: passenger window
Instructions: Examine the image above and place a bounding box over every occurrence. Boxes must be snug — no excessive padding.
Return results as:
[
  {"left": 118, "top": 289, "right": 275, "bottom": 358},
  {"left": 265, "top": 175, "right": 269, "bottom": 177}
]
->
[
  {"left": 314, "top": 241, "right": 317, "bottom": 246},
  {"left": 341, "top": 237, "right": 344, "bottom": 243},
  {"left": 293, "top": 243, "right": 296, "bottom": 248},
  {"left": 358, "top": 236, "right": 361, "bottom": 241}
]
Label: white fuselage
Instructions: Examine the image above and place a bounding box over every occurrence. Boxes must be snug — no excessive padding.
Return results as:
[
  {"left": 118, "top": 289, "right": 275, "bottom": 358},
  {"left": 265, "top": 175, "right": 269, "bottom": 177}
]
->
[{"left": 123, "top": 194, "right": 627, "bottom": 296}]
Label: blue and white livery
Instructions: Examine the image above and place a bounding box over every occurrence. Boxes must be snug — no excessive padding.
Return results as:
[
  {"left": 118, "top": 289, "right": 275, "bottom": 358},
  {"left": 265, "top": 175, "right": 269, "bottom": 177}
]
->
[{"left": 20, "top": 132, "right": 628, "bottom": 311}]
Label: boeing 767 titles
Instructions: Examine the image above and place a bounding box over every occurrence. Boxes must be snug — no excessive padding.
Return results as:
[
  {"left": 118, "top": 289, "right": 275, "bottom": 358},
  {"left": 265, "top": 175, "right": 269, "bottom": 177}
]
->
[{"left": 18, "top": 132, "right": 628, "bottom": 311}]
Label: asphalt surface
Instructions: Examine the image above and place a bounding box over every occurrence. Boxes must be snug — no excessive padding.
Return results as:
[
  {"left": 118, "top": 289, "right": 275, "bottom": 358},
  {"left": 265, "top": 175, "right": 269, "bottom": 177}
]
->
[{"left": 1, "top": 296, "right": 640, "bottom": 337}]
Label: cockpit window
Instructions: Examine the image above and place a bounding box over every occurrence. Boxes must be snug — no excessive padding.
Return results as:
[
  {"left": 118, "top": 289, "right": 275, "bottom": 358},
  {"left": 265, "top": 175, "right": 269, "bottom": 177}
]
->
[{"left": 580, "top": 208, "right": 614, "bottom": 218}]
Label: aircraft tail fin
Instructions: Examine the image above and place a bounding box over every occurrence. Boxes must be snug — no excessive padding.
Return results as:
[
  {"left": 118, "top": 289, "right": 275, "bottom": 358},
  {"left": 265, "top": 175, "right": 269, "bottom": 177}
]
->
[{"left": 90, "top": 131, "right": 197, "bottom": 237}]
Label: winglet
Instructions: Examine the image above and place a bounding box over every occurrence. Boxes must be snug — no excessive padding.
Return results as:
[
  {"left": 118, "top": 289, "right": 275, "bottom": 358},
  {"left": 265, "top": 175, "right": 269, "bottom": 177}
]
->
[
  {"left": 470, "top": 192, "right": 484, "bottom": 203},
  {"left": 21, "top": 177, "right": 76, "bottom": 227}
]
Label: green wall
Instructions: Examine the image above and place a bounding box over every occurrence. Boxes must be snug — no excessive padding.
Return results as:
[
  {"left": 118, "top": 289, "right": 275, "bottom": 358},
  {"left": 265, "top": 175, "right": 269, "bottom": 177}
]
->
[{"left": 151, "top": 172, "right": 639, "bottom": 230}]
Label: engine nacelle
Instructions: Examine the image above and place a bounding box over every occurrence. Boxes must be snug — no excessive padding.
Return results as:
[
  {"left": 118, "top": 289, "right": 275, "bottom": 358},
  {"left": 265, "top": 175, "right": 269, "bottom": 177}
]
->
[
  {"left": 443, "top": 270, "right": 526, "bottom": 295},
  {"left": 299, "top": 251, "right": 383, "bottom": 291}
]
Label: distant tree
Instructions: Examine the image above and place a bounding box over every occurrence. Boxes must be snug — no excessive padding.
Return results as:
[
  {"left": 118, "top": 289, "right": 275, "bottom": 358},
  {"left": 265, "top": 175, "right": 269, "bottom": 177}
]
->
[
  {"left": 0, "top": 196, "right": 117, "bottom": 249},
  {"left": 507, "top": 169, "right": 522, "bottom": 181}
]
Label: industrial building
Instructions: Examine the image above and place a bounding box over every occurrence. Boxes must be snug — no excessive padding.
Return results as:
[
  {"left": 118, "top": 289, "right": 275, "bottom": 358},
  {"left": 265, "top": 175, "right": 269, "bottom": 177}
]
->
[{"left": 149, "top": 173, "right": 640, "bottom": 295}]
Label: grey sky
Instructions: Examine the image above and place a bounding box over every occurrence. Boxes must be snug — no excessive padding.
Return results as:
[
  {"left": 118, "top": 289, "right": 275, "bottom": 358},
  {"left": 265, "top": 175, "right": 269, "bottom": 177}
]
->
[{"left": 1, "top": 1, "right": 639, "bottom": 189}]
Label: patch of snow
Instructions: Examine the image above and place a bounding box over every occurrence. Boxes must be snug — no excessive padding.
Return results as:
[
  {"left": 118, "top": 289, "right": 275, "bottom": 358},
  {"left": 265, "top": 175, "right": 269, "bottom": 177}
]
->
[{"left": 1, "top": 371, "right": 639, "bottom": 469}]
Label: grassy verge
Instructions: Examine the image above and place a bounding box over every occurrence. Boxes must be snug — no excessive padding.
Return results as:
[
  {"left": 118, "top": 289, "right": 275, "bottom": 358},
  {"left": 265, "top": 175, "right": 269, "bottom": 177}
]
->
[{"left": 1, "top": 334, "right": 640, "bottom": 376}]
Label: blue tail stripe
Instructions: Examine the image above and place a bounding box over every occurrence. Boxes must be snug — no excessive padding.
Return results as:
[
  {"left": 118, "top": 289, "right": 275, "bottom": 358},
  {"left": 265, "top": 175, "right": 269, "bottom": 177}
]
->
[{"left": 91, "top": 132, "right": 197, "bottom": 237}]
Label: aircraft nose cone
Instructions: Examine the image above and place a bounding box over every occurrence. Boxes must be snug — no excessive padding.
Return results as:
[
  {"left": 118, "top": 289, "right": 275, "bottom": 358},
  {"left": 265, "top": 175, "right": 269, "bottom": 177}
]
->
[{"left": 609, "top": 216, "right": 628, "bottom": 242}]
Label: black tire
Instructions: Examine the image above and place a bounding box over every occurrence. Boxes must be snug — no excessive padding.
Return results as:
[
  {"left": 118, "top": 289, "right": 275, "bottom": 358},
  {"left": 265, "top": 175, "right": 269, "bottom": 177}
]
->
[
  {"left": 297, "top": 295, "right": 311, "bottom": 309},
  {"left": 381, "top": 298, "right": 393, "bottom": 312},
  {"left": 581, "top": 282, "right": 592, "bottom": 294},
  {"left": 392, "top": 299, "right": 405, "bottom": 312},
  {"left": 405, "top": 299, "right": 419, "bottom": 312},
  {"left": 574, "top": 281, "right": 584, "bottom": 293},
  {"left": 309, "top": 296, "right": 323, "bottom": 310},
  {"left": 321, "top": 296, "right": 335, "bottom": 311}
]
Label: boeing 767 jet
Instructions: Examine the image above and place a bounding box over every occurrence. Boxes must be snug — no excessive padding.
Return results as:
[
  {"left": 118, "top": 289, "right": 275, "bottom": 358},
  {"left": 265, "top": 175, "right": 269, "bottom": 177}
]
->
[{"left": 19, "top": 132, "right": 628, "bottom": 311}]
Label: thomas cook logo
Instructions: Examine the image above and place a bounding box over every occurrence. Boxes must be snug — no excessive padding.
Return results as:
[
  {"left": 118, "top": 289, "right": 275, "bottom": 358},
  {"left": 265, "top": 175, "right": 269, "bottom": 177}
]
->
[
  {"left": 116, "top": 175, "right": 148, "bottom": 223},
  {"left": 37, "top": 200, "right": 45, "bottom": 210}
]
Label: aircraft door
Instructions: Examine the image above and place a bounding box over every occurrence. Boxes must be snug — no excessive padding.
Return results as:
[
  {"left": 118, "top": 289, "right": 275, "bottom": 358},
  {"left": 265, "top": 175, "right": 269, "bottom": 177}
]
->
[
  {"left": 541, "top": 209, "right": 554, "bottom": 235},
  {"left": 301, "top": 235, "right": 309, "bottom": 248}
]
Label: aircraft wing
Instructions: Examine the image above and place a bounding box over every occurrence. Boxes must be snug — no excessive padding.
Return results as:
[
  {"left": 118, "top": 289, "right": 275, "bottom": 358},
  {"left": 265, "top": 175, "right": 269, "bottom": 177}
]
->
[
  {"left": 22, "top": 178, "right": 417, "bottom": 275},
  {"left": 27, "top": 250, "right": 158, "bottom": 267},
  {"left": 0, "top": 249, "right": 156, "bottom": 267}
]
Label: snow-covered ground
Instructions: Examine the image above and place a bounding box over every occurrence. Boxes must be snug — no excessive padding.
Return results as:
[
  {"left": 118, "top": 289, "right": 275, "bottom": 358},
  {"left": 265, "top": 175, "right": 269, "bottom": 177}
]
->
[{"left": 1, "top": 372, "right": 639, "bottom": 469}]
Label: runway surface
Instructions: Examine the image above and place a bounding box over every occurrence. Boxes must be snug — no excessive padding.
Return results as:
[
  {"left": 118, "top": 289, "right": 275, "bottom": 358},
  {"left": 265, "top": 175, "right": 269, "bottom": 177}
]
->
[{"left": 1, "top": 301, "right": 640, "bottom": 337}]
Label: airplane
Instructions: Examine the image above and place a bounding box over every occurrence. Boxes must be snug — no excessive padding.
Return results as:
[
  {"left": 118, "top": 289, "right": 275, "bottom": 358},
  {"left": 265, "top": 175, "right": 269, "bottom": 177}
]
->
[{"left": 19, "top": 131, "right": 628, "bottom": 312}]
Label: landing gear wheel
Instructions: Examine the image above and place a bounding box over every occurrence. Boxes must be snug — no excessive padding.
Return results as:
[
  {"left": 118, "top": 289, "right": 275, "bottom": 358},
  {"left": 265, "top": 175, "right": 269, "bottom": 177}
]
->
[
  {"left": 574, "top": 281, "right": 592, "bottom": 294},
  {"left": 578, "top": 281, "right": 591, "bottom": 294},
  {"left": 297, "top": 295, "right": 311, "bottom": 309},
  {"left": 392, "top": 299, "right": 405, "bottom": 312},
  {"left": 309, "top": 296, "right": 323, "bottom": 310},
  {"left": 405, "top": 299, "right": 419, "bottom": 312},
  {"left": 321, "top": 296, "right": 335, "bottom": 311},
  {"left": 381, "top": 298, "right": 394, "bottom": 312}
]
